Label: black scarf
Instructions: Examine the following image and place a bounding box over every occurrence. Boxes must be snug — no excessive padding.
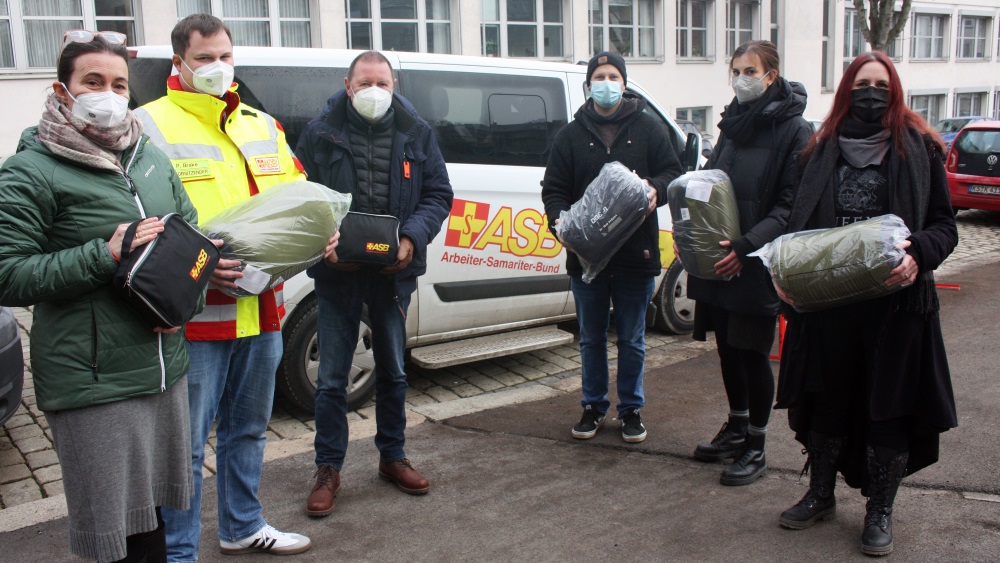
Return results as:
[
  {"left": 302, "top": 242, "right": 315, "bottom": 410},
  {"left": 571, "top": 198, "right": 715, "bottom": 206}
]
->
[
  {"left": 793, "top": 125, "right": 938, "bottom": 314},
  {"left": 716, "top": 77, "right": 784, "bottom": 146}
]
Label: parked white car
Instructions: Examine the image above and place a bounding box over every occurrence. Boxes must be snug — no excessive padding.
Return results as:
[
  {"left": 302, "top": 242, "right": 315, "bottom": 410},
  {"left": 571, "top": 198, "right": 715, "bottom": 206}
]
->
[{"left": 129, "top": 47, "right": 700, "bottom": 412}]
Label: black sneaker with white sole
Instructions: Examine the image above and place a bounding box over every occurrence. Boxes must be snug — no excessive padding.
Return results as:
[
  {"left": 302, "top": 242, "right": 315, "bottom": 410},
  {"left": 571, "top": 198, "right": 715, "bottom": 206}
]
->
[
  {"left": 620, "top": 410, "right": 647, "bottom": 443},
  {"left": 571, "top": 406, "right": 606, "bottom": 439}
]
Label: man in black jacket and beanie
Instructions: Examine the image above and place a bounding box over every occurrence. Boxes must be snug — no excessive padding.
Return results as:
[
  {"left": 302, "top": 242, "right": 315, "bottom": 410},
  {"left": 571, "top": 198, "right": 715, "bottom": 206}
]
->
[{"left": 542, "top": 51, "right": 682, "bottom": 443}]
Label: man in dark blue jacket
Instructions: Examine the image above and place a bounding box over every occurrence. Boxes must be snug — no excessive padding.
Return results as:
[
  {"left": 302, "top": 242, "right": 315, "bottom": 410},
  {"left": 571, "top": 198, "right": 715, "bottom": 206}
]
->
[{"left": 295, "top": 51, "right": 453, "bottom": 517}]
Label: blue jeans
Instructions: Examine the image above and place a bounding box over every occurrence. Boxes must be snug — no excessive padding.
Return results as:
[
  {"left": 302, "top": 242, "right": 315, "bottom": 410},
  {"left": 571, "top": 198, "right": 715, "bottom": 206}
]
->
[
  {"left": 571, "top": 272, "right": 655, "bottom": 416},
  {"left": 163, "top": 332, "right": 282, "bottom": 562},
  {"left": 314, "top": 272, "right": 409, "bottom": 469}
]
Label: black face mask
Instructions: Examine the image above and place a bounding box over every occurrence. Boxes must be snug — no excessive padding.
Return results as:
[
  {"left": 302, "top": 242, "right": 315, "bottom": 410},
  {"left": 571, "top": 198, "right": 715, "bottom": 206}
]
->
[{"left": 851, "top": 86, "right": 890, "bottom": 123}]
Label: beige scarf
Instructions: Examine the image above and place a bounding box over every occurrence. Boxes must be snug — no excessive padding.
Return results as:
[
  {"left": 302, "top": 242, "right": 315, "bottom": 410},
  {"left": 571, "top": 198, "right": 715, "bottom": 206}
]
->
[{"left": 36, "top": 93, "right": 142, "bottom": 172}]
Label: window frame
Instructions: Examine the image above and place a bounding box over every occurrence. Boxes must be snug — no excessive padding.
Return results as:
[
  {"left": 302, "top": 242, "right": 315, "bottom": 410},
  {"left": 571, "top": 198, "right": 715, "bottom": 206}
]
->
[
  {"left": 910, "top": 12, "right": 949, "bottom": 61},
  {"left": 843, "top": 7, "right": 866, "bottom": 70},
  {"left": 954, "top": 90, "right": 988, "bottom": 117},
  {"left": 345, "top": 0, "right": 452, "bottom": 54},
  {"left": 481, "top": 0, "right": 567, "bottom": 59},
  {"left": 178, "top": 0, "right": 314, "bottom": 48},
  {"left": 908, "top": 92, "right": 946, "bottom": 125},
  {"left": 588, "top": 0, "right": 659, "bottom": 60},
  {"left": 676, "top": 106, "right": 711, "bottom": 135},
  {"left": 725, "top": 0, "right": 758, "bottom": 58},
  {"left": 956, "top": 15, "right": 991, "bottom": 60},
  {"left": 1, "top": 0, "right": 141, "bottom": 74},
  {"left": 676, "top": 0, "right": 713, "bottom": 61}
]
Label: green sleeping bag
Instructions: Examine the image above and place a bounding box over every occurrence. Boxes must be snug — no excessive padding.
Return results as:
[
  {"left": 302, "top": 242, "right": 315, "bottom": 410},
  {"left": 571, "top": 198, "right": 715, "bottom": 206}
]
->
[
  {"left": 200, "top": 181, "right": 352, "bottom": 297},
  {"left": 751, "top": 214, "right": 911, "bottom": 312},
  {"left": 667, "top": 169, "right": 741, "bottom": 280}
]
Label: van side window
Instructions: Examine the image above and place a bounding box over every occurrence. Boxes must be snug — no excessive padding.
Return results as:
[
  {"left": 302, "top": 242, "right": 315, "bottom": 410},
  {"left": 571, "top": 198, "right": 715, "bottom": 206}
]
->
[
  {"left": 399, "top": 70, "right": 567, "bottom": 166},
  {"left": 233, "top": 66, "right": 349, "bottom": 150}
]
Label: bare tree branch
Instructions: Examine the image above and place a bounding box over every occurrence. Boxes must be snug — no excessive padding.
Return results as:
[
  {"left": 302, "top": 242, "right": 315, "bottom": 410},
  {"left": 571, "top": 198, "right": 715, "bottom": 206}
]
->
[
  {"left": 889, "top": 0, "right": 913, "bottom": 42},
  {"left": 854, "top": 0, "right": 913, "bottom": 52}
]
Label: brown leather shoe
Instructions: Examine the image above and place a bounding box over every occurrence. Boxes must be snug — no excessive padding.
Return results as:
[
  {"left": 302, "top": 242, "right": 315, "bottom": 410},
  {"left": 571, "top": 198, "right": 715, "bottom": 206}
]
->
[
  {"left": 306, "top": 464, "right": 341, "bottom": 517},
  {"left": 378, "top": 458, "right": 430, "bottom": 495}
]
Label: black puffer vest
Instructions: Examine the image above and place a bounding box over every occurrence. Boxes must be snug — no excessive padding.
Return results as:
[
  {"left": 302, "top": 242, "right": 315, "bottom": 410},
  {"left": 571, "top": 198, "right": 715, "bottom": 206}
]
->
[{"left": 348, "top": 106, "right": 394, "bottom": 213}]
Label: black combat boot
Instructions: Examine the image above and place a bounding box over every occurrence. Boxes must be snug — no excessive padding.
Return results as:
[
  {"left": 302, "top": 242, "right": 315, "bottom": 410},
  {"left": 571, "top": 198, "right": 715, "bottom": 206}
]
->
[
  {"left": 694, "top": 415, "right": 749, "bottom": 462},
  {"left": 720, "top": 432, "right": 767, "bottom": 486},
  {"left": 861, "top": 446, "right": 908, "bottom": 556},
  {"left": 779, "top": 432, "right": 843, "bottom": 530}
]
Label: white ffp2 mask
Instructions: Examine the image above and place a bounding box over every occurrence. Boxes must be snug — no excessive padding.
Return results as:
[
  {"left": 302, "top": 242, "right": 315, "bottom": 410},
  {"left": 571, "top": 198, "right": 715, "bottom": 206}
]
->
[
  {"left": 183, "top": 60, "right": 235, "bottom": 97},
  {"left": 352, "top": 86, "right": 393, "bottom": 121},
  {"left": 62, "top": 85, "right": 129, "bottom": 127}
]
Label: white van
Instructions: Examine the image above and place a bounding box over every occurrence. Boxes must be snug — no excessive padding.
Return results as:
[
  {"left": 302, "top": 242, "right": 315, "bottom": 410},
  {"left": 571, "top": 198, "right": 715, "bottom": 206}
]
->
[{"left": 128, "top": 47, "right": 700, "bottom": 412}]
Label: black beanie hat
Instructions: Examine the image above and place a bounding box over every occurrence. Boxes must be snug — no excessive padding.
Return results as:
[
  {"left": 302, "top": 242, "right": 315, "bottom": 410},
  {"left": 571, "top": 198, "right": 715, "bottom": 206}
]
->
[{"left": 586, "top": 51, "right": 627, "bottom": 86}]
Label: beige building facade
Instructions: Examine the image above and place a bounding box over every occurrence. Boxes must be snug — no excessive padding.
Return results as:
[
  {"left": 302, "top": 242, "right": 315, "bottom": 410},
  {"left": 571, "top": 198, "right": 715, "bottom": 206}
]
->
[{"left": 2, "top": 0, "right": 999, "bottom": 154}]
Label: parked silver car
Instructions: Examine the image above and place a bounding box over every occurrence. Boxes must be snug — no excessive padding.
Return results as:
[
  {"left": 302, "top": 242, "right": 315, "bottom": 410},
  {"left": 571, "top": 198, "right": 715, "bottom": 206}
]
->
[{"left": 0, "top": 307, "right": 24, "bottom": 426}]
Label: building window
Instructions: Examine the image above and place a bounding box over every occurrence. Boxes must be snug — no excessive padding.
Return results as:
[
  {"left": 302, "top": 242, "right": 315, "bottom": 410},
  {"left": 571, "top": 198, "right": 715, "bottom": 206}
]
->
[
  {"left": 957, "top": 15, "right": 990, "bottom": 60},
  {"left": 909, "top": 94, "right": 945, "bottom": 125},
  {"left": 725, "top": 0, "right": 757, "bottom": 57},
  {"left": 1, "top": 0, "right": 138, "bottom": 72},
  {"left": 677, "top": 0, "right": 711, "bottom": 59},
  {"left": 676, "top": 106, "right": 710, "bottom": 134},
  {"left": 954, "top": 92, "right": 987, "bottom": 117},
  {"left": 346, "top": 0, "right": 451, "bottom": 53},
  {"left": 994, "top": 90, "right": 1000, "bottom": 119},
  {"left": 589, "top": 0, "right": 656, "bottom": 58},
  {"left": 482, "top": 0, "right": 563, "bottom": 58},
  {"left": 769, "top": 0, "right": 778, "bottom": 47},
  {"left": 911, "top": 13, "right": 947, "bottom": 60},
  {"left": 177, "top": 0, "right": 312, "bottom": 47},
  {"left": 843, "top": 8, "right": 865, "bottom": 70}
]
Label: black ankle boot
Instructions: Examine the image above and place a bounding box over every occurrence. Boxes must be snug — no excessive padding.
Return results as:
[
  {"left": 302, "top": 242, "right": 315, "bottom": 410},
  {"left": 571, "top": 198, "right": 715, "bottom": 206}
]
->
[
  {"left": 720, "top": 432, "right": 766, "bottom": 486},
  {"left": 861, "top": 446, "right": 908, "bottom": 556},
  {"left": 779, "top": 432, "right": 843, "bottom": 530},
  {"left": 694, "top": 415, "right": 749, "bottom": 462}
]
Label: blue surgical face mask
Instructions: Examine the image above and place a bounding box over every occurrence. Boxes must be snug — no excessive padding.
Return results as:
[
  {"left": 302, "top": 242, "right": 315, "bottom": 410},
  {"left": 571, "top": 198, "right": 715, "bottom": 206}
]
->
[{"left": 590, "top": 80, "right": 622, "bottom": 109}]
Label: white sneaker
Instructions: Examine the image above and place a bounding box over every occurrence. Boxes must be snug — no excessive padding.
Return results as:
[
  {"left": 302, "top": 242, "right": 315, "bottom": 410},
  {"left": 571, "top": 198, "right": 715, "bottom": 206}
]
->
[{"left": 219, "top": 524, "right": 312, "bottom": 555}]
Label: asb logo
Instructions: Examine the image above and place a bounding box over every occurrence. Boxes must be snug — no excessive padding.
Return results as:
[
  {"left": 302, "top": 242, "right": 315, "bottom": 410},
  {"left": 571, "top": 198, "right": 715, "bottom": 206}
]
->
[
  {"left": 366, "top": 242, "right": 391, "bottom": 254},
  {"left": 189, "top": 248, "right": 210, "bottom": 281},
  {"left": 446, "top": 199, "right": 490, "bottom": 247},
  {"left": 444, "top": 198, "right": 562, "bottom": 258}
]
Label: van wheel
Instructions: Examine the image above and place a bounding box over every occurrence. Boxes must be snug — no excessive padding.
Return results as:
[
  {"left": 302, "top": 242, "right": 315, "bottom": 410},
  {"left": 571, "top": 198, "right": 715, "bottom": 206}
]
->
[
  {"left": 276, "top": 296, "right": 377, "bottom": 414},
  {"left": 653, "top": 260, "right": 694, "bottom": 334}
]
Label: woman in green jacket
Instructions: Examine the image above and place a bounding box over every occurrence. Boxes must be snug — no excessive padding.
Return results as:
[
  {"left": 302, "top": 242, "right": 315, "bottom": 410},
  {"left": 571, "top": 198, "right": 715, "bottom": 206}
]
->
[{"left": 0, "top": 33, "right": 198, "bottom": 563}]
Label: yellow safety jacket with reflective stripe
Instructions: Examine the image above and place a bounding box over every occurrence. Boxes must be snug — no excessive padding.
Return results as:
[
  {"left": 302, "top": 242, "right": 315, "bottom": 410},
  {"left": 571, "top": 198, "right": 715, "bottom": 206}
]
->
[{"left": 135, "top": 80, "right": 306, "bottom": 340}]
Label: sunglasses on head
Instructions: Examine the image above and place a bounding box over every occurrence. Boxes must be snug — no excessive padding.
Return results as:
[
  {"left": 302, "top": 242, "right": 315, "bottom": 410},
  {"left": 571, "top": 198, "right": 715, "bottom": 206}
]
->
[{"left": 61, "top": 30, "right": 127, "bottom": 51}]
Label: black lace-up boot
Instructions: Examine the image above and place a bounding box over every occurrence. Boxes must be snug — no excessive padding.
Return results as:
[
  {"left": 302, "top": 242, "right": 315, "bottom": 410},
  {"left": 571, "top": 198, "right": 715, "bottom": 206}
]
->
[
  {"left": 779, "top": 432, "right": 843, "bottom": 529},
  {"left": 861, "top": 446, "right": 908, "bottom": 556},
  {"left": 694, "top": 415, "right": 749, "bottom": 461},
  {"left": 720, "top": 432, "right": 767, "bottom": 486}
]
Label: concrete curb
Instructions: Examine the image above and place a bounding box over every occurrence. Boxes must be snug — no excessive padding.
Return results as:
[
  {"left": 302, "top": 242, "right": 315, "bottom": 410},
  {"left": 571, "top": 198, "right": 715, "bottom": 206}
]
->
[{"left": 0, "top": 382, "right": 570, "bottom": 533}]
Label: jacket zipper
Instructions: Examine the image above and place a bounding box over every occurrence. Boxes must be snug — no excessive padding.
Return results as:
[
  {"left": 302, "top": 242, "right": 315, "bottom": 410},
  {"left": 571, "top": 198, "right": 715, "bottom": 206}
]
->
[
  {"left": 121, "top": 141, "right": 167, "bottom": 390},
  {"left": 91, "top": 302, "right": 99, "bottom": 381},
  {"left": 367, "top": 125, "right": 374, "bottom": 212}
]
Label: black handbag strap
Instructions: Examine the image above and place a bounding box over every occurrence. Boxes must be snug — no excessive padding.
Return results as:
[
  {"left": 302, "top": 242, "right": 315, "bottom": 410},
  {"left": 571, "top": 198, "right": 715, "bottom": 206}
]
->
[
  {"left": 120, "top": 220, "right": 142, "bottom": 263},
  {"left": 120, "top": 214, "right": 171, "bottom": 262}
]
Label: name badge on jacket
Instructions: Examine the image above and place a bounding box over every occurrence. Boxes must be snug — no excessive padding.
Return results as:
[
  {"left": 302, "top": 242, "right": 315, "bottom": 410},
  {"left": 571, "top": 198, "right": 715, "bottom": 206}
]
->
[
  {"left": 250, "top": 155, "right": 283, "bottom": 176},
  {"left": 173, "top": 159, "right": 215, "bottom": 181}
]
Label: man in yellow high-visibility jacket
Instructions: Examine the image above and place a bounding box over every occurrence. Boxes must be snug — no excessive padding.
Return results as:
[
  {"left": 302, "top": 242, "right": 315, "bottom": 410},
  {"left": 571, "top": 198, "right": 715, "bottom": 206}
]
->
[{"left": 135, "top": 14, "right": 315, "bottom": 559}]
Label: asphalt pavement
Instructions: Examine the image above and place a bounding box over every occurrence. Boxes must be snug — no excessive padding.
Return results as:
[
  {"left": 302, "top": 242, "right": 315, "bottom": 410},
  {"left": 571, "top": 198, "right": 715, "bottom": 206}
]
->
[{"left": 2, "top": 259, "right": 999, "bottom": 561}]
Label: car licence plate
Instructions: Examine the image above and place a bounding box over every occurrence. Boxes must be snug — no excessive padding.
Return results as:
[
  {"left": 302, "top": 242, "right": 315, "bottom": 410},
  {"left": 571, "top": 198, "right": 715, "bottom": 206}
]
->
[{"left": 969, "top": 185, "right": 1000, "bottom": 196}]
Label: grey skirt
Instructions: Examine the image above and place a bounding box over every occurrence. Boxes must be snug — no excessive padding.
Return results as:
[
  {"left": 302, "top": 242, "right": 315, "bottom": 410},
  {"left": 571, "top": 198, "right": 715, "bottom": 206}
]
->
[{"left": 46, "top": 376, "right": 192, "bottom": 563}]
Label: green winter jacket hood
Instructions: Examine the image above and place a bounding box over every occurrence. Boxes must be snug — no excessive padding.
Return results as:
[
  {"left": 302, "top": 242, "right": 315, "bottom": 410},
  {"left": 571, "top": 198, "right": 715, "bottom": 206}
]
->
[{"left": 0, "top": 127, "right": 199, "bottom": 412}]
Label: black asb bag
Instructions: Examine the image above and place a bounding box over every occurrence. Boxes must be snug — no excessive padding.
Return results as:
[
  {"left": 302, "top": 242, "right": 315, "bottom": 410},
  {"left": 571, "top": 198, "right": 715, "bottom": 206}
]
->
[
  {"left": 336, "top": 211, "right": 400, "bottom": 267},
  {"left": 113, "top": 213, "right": 220, "bottom": 328}
]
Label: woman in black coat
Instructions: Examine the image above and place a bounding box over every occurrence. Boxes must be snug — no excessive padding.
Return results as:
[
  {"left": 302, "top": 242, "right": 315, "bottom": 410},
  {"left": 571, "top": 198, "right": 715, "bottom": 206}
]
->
[
  {"left": 774, "top": 51, "right": 958, "bottom": 557},
  {"left": 685, "top": 41, "right": 812, "bottom": 486}
]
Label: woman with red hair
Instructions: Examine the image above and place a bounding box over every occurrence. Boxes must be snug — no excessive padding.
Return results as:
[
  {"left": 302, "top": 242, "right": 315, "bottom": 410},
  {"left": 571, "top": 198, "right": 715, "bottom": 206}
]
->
[{"left": 774, "top": 51, "right": 958, "bottom": 556}]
